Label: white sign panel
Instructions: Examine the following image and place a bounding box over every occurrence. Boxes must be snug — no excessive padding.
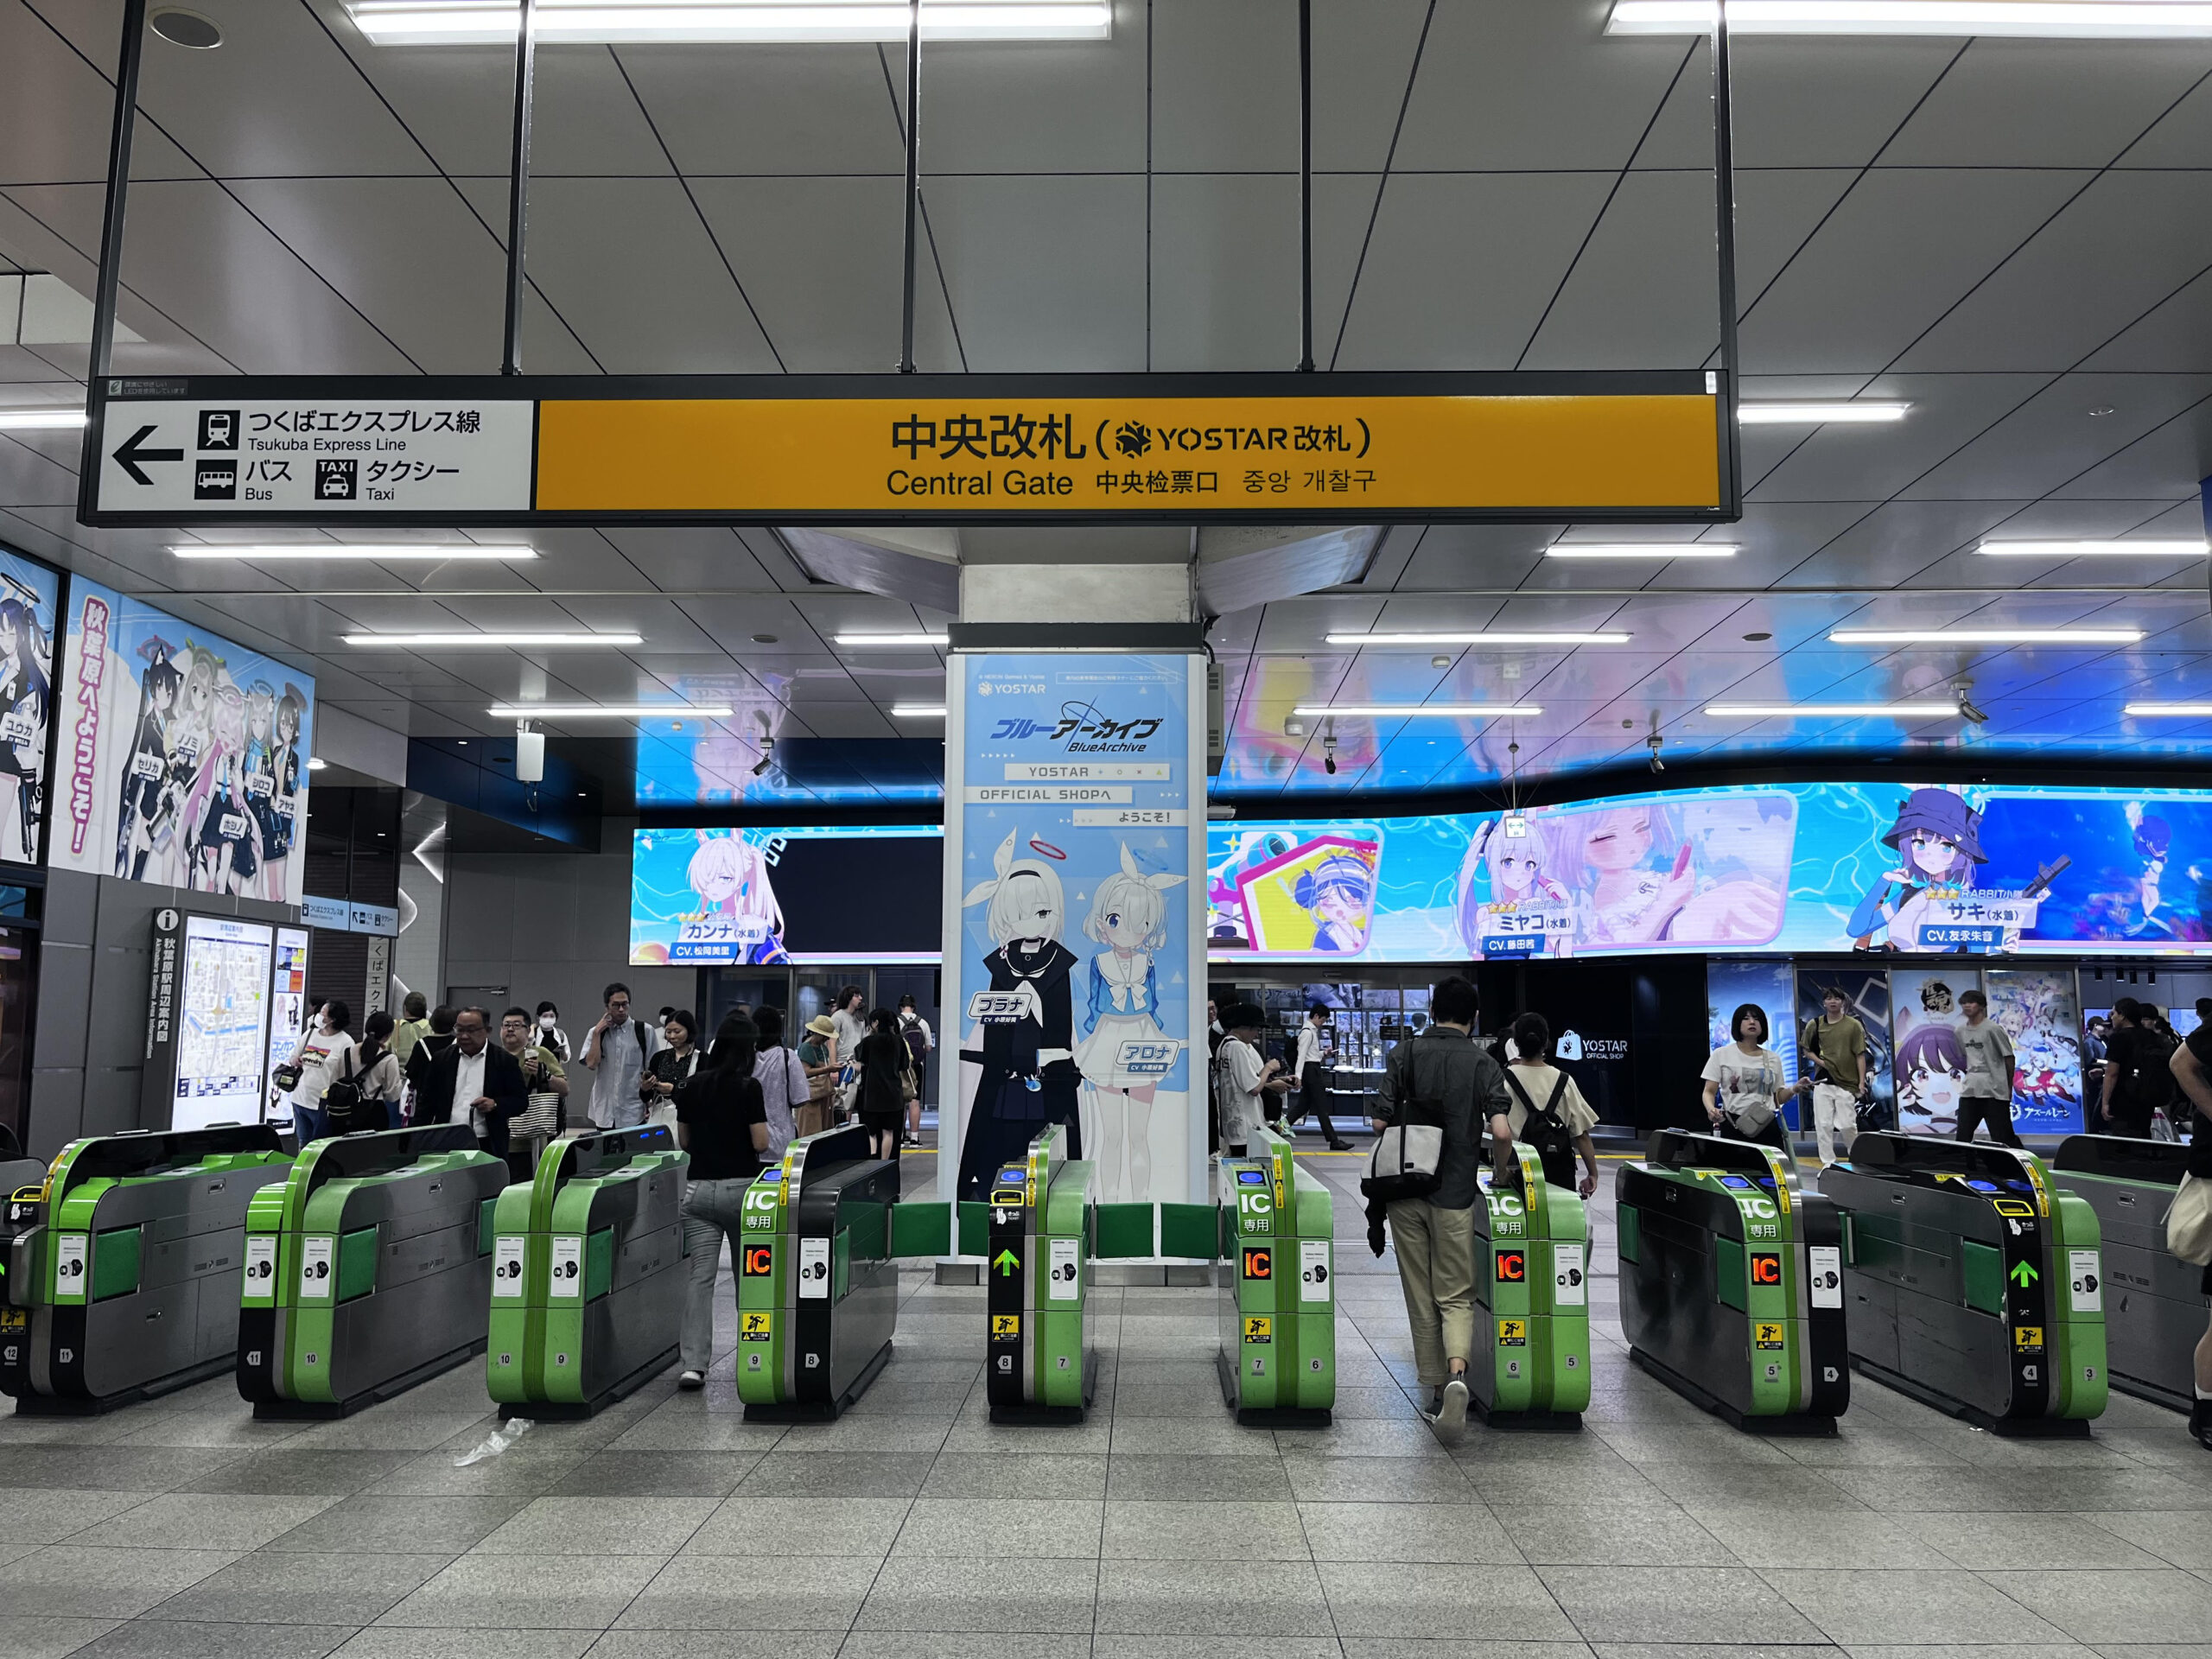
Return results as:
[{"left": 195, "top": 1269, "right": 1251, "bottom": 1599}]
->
[
  {"left": 550, "top": 1236, "right": 582, "bottom": 1298},
  {"left": 798, "top": 1235, "right": 830, "bottom": 1300},
  {"left": 1552, "top": 1241, "right": 1586, "bottom": 1307},
  {"left": 299, "top": 1236, "right": 334, "bottom": 1299},
  {"left": 1048, "top": 1236, "right": 1079, "bottom": 1300},
  {"left": 94, "top": 397, "right": 534, "bottom": 514},
  {"left": 1809, "top": 1244, "right": 1844, "bottom": 1309},
  {"left": 52, "top": 1234, "right": 88, "bottom": 1301},
  {"left": 2069, "top": 1248, "right": 2101, "bottom": 1313},
  {"left": 243, "top": 1235, "right": 276, "bottom": 1298},
  {"left": 493, "top": 1236, "right": 527, "bottom": 1298},
  {"left": 1299, "top": 1238, "right": 1332, "bottom": 1303}
]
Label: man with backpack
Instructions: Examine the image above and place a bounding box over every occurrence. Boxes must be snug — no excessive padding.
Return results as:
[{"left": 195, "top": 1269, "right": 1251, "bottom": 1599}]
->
[
  {"left": 897, "top": 995, "right": 933, "bottom": 1148},
  {"left": 2102, "top": 996, "right": 2177, "bottom": 1138},
  {"left": 1366, "top": 976, "right": 1510, "bottom": 1446},
  {"left": 582, "top": 982, "right": 662, "bottom": 1129},
  {"left": 1498, "top": 1012, "right": 1601, "bottom": 1198}
]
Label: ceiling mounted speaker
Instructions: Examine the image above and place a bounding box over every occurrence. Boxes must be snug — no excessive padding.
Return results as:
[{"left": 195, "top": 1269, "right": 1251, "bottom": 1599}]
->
[{"left": 149, "top": 9, "right": 222, "bottom": 48}]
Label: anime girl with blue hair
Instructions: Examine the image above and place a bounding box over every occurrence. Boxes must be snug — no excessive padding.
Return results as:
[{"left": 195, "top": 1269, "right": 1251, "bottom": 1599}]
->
[
  {"left": 1847, "top": 787, "right": 1987, "bottom": 951},
  {"left": 1290, "top": 850, "right": 1374, "bottom": 954}
]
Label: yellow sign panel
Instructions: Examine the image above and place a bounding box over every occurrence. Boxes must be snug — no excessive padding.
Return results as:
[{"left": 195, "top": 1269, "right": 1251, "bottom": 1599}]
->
[
  {"left": 1497, "top": 1318, "right": 1527, "bottom": 1347},
  {"left": 1755, "top": 1322, "right": 1786, "bottom": 1351},
  {"left": 536, "top": 393, "right": 1724, "bottom": 517},
  {"left": 2015, "top": 1325, "right": 2044, "bottom": 1353},
  {"left": 992, "top": 1314, "right": 1021, "bottom": 1338},
  {"left": 1243, "top": 1316, "right": 1273, "bottom": 1344},
  {"left": 739, "top": 1311, "right": 772, "bottom": 1341}
]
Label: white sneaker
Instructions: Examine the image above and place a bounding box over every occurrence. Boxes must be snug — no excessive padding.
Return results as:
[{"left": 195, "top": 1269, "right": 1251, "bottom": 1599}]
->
[
  {"left": 677, "top": 1370, "right": 705, "bottom": 1390},
  {"left": 1432, "top": 1376, "right": 1470, "bottom": 1446}
]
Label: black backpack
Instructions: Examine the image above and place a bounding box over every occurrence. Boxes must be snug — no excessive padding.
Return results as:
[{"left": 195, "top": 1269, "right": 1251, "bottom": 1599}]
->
[
  {"left": 2123, "top": 1027, "right": 2179, "bottom": 1110},
  {"left": 1502, "top": 1066, "right": 1577, "bottom": 1190},
  {"left": 900, "top": 1018, "right": 929, "bottom": 1070}
]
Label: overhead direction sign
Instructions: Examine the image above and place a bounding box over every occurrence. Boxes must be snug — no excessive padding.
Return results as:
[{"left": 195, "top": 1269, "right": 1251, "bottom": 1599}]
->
[{"left": 83, "top": 372, "right": 1736, "bottom": 528}]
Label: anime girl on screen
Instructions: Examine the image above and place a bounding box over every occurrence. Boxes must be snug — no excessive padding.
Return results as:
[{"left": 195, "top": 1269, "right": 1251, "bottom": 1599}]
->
[
  {"left": 1293, "top": 852, "right": 1375, "bottom": 953},
  {"left": 682, "top": 832, "right": 789, "bottom": 963},
  {"left": 1457, "top": 815, "right": 1573, "bottom": 957},
  {"left": 1847, "top": 787, "right": 1988, "bottom": 951},
  {"left": 1072, "top": 842, "right": 1186, "bottom": 1204}
]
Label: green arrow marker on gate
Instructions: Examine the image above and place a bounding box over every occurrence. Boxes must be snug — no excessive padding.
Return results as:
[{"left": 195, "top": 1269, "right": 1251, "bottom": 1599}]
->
[
  {"left": 993, "top": 1249, "right": 1020, "bottom": 1277},
  {"left": 2010, "top": 1261, "right": 2039, "bottom": 1287}
]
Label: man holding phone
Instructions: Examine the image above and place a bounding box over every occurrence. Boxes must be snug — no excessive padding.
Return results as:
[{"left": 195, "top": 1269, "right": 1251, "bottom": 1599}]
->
[{"left": 582, "top": 982, "right": 660, "bottom": 1129}]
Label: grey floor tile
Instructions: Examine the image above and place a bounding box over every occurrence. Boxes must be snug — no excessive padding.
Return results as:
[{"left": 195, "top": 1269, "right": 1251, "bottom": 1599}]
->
[
  {"left": 1323, "top": 1560, "right": 1580, "bottom": 1641},
  {"left": 1338, "top": 1643, "right": 1595, "bottom": 1659},
  {"left": 264, "top": 1495, "right": 527, "bottom": 1554},
  {"left": 773, "top": 1418, "right": 951, "bottom": 1455},
  {"left": 840, "top": 1637, "right": 1090, "bottom": 1659},
  {"left": 0, "top": 1619, "right": 126, "bottom": 1659},
  {"left": 939, "top": 1419, "right": 1116, "bottom": 1455},
  {"left": 0, "top": 1487, "right": 158, "bottom": 1544},
  {"left": 923, "top": 1452, "right": 1107, "bottom": 1500},
  {"left": 1276, "top": 1419, "right": 1448, "bottom": 1459},
  {"left": 1105, "top": 1416, "right": 1278, "bottom": 1457},
  {"left": 63, "top": 1622, "right": 359, "bottom": 1659},
  {"left": 1840, "top": 1647, "right": 2091, "bottom": 1659},
  {"left": 332, "top": 1632, "right": 600, "bottom": 1659},
  {"left": 475, "top": 1496, "right": 715, "bottom": 1555},
  {"left": 1283, "top": 1455, "right": 1476, "bottom": 1504},
  {"left": 684, "top": 1495, "right": 908, "bottom": 1558},
  {"left": 1506, "top": 1502, "right": 1740, "bottom": 1567},
  {"left": 1540, "top": 1564, "right": 1827, "bottom": 1643},
  {"left": 741, "top": 1452, "right": 937, "bottom": 1499},
  {"left": 0, "top": 1446, "right": 246, "bottom": 1492},
  {"left": 1107, "top": 1452, "right": 1294, "bottom": 1501},
  {"left": 547, "top": 1451, "right": 758, "bottom": 1497},
  {"left": 590, "top": 1636, "right": 842, "bottom": 1659},
  {"left": 853, "top": 1555, "right": 1098, "bottom": 1633},
  {"left": 1687, "top": 1507, "right": 1942, "bottom": 1569},
  {"left": 107, "top": 1413, "right": 311, "bottom": 1452},
  {"left": 892, "top": 1497, "right": 1103, "bottom": 1558},
  {"left": 1298, "top": 1497, "right": 1519, "bottom": 1564},
  {"left": 175, "top": 1452, "right": 417, "bottom": 1497},
  {"left": 1770, "top": 1567, "right": 2074, "bottom": 1645},
  {"left": 1635, "top": 1462, "right": 1860, "bottom": 1510},
  {"left": 83, "top": 1492, "right": 342, "bottom": 1552},
  {"left": 615, "top": 1554, "right": 885, "bottom": 1630},
  {"left": 1096, "top": 1557, "right": 1332, "bottom": 1637},
  {"left": 603, "top": 1414, "right": 791, "bottom": 1452},
  {"left": 1102, "top": 1497, "right": 1309, "bottom": 1561},
  {"left": 360, "top": 1448, "right": 588, "bottom": 1499},
  {"left": 1895, "top": 1511, "right": 2168, "bottom": 1570},
  {"left": 7, "top": 1545, "right": 242, "bottom": 1618},
  {"left": 2085, "top": 1511, "right": 2212, "bottom": 1571},
  {"left": 1591, "top": 1423, "right": 1798, "bottom": 1466},
  {"left": 377, "top": 1554, "right": 664, "bottom": 1630},
  {"left": 1982, "top": 1569, "right": 2212, "bottom": 1644},
  {"left": 273, "top": 1415, "right": 498, "bottom": 1455},
  {"left": 148, "top": 1551, "right": 454, "bottom": 1625}
]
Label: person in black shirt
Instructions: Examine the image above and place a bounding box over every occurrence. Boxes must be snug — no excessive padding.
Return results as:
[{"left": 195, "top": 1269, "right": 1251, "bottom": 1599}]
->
[
  {"left": 851, "top": 1007, "right": 912, "bottom": 1164},
  {"left": 673, "top": 1014, "right": 769, "bottom": 1390},
  {"left": 2102, "top": 997, "right": 2177, "bottom": 1137},
  {"left": 2160, "top": 1022, "right": 2212, "bottom": 1449}
]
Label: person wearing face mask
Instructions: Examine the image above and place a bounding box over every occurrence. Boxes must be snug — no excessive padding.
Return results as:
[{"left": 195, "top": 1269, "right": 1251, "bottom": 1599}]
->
[
  {"left": 285, "top": 1001, "right": 356, "bottom": 1144},
  {"left": 533, "top": 1001, "right": 570, "bottom": 1063},
  {"left": 416, "top": 1007, "right": 528, "bottom": 1178}
]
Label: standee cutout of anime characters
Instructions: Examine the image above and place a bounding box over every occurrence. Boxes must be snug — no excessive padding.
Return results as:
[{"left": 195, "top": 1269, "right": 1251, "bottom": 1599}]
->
[
  {"left": 683, "top": 832, "right": 790, "bottom": 963},
  {"left": 957, "top": 828, "right": 1082, "bottom": 1202},
  {"left": 1072, "top": 842, "right": 1186, "bottom": 1204}
]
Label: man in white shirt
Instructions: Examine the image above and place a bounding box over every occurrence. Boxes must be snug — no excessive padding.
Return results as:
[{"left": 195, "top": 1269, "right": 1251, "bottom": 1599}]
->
[
  {"left": 1216, "top": 1001, "right": 1292, "bottom": 1156},
  {"left": 1955, "top": 988, "right": 2021, "bottom": 1147},
  {"left": 416, "top": 1006, "right": 529, "bottom": 1175},
  {"left": 1293, "top": 1003, "right": 1353, "bottom": 1151},
  {"left": 582, "top": 982, "right": 661, "bottom": 1129}
]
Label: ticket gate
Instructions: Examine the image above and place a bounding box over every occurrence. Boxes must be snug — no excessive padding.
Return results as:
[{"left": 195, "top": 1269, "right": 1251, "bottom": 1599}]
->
[
  {"left": 1470, "top": 1141, "right": 1592, "bottom": 1429},
  {"left": 1821, "top": 1132, "right": 2104, "bottom": 1434},
  {"left": 2049, "top": 1135, "right": 2194, "bottom": 1413},
  {"left": 237, "top": 1125, "right": 508, "bottom": 1417},
  {"left": 1217, "top": 1125, "right": 1335, "bottom": 1426},
  {"left": 986, "top": 1124, "right": 1098, "bottom": 1423},
  {"left": 0, "top": 1127, "right": 40, "bottom": 1217},
  {"left": 486, "top": 1124, "right": 688, "bottom": 1418},
  {"left": 0, "top": 1127, "right": 293, "bottom": 1412},
  {"left": 1618, "top": 1130, "right": 1850, "bottom": 1433},
  {"left": 735, "top": 1124, "right": 901, "bottom": 1421}
]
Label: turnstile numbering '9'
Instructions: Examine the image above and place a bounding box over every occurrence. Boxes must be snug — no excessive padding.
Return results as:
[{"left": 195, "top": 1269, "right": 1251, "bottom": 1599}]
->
[{"left": 1218, "top": 1126, "right": 1335, "bottom": 1426}]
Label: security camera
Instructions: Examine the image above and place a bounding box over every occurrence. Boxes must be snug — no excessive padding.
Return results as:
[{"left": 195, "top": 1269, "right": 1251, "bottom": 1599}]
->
[
  {"left": 1647, "top": 734, "right": 1665, "bottom": 774},
  {"left": 750, "top": 737, "right": 775, "bottom": 779},
  {"left": 1322, "top": 731, "right": 1338, "bottom": 776},
  {"left": 1952, "top": 678, "right": 1989, "bottom": 725}
]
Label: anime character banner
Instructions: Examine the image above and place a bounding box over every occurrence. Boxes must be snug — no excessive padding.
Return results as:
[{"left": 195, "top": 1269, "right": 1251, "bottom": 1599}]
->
[
  {"left": 942, "top": 653, "right": 1205, "bottom": 1209},
  {"left": 1209, "top": 782, "right": 2212, "bottom": 962},
  {"left": 628, "top": 824, "right": 944, "bottom": 964},
  {"left": 0, "top": 551, "right": 58, "bottom": 869},
  {"left": 1986, "top": 967, "right": 2085, "bottom": 1136},
  {"left": 1891, "top": 967, "right": 1975, "bottom": 1135},
  {"left": 54, "top": 580, "right": 314, "bottom": 904}
]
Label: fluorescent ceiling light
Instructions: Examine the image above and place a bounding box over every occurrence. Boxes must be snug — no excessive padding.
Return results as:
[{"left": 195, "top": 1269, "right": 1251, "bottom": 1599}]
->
[
  {"left": 306, "top": 757, "right": 328, "bottom": 771},
  {"left": 835, "top": 631, "right": 949, "bottom": 647},
  {"left": 348, "top": 1, "right": 1113, "bottom": 44},
  {"left": 891, "top": 703, "right": 948, "bottom": 717},
  {"left": 0, "top": 408, "right": 86, "bottom": 430},
  {"left": 1607, "top": 1, "right": 2212, "bottom": 37},
  {"left": 174, "top": 543, "right": 535, "bottom": 562},
  {"left": 1977, "top": 539, "right": 2207, "bottom": 557},
  {"left": 1546, "top": 543, "right": 1737, "bottom": 559},
  {"left": 341, "top": 631, "right": 641, "bottom": 647},
  {"left": 2124, "top": 702, "right": 2212, "bottom": 716},
  {"left": 1706, "top": 702, "right": 1960, "bottom": 718},
  {"left": 1829, "top": 626, "right": 2142, "bottom": 645},
  {"left": 1292, "top": 704, "right": 1541, "bottom": 718},
  {"left": 488, "top": 702, "right": 734, "bottom": 718},
  {"left": 1738, "top": 402, "right": 1910, "bottom": 424},
  {"left": 1326, "top": 631, "right": 1630, "bottom": 646}
]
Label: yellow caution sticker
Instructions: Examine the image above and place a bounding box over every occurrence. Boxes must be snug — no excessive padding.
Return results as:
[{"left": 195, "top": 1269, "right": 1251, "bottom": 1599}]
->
[
  {"left": 2015, "top": 1325, "right": 2044, "bottom": 1353},
  {"left": 992, "top": 1313, "right": 1021, "bottom": 1339},
  {"left": 1754, "top": 1321, "right": 1786, "bottom": 1351},
  {"left": 1243, "top": 1316, "right": 1272, "bottom": 1344},
  {"left": 1497, "top": 1318, "right": 1527, "bottom": 1347},
  {"left": 739, "top": 1311, "right": 772, "bottom": 1342}
]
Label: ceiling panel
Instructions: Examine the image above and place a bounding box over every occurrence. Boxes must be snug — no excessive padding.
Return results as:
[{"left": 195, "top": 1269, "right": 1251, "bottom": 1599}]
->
[
  {"left": 1901, "top": 372, "right": 2212, "bottom": 501},
  {"left": 1882, "top": 40, "right": 2212, "bottom": 168},
  {"left": 617, "top": 42, "right": 902, "bottom": 175},
  {"left": 1745, "top": 374, "right": 2051, "bottom": 503},
  {"left": 919, "top": 175, "right": 1147, "bottom": 371},
  {"left": 911, "top": 22, "right": 1147, "bottom": 174}
]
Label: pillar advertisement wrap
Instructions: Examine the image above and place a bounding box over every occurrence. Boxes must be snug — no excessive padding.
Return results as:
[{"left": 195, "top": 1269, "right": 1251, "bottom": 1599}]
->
[{"left": 941, "top": 652, "right": 1208, "bottom": 1210}]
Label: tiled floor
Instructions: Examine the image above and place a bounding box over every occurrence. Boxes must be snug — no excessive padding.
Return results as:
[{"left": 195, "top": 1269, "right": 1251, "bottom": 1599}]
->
[{"left": 4, "top": 1149, "right": 2211, "bottom": 1658}]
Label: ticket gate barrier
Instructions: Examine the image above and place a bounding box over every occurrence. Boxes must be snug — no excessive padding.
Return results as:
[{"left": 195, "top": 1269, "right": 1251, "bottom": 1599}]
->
[
  {"left": 0, "top": 1127, "right": 293, "bottom": 1413},
  {"left": 735, "top": 1124, "right": 902, "bottom": 1421},
  {"left": 0, "top": 1126, "right": 40, "bottom": 1224},
  {"left": 2050, "top": 1136, "right": 2194, "bottom": 1413},
  {"left": 486, "top": 1124, "right": 688, "bottom": 1418},
  {"left": 1217, "top": 1125, "right": 1335, "bottom": 1426},
  {"left": 1470, "top": 1141, "right": 1592, "bottom": 1429},
  {"left": 1820, "top": 1132, "right": 2104, "bottom": 1434},
  {"left": 1618, "top": 1130, "right": 1849, "bottom": 1433},
  {"left": 984, "top": 1124, "right": 1099, "bottom": 1424},
  {"left": 237, "top": 1125, "right": 507, "bottom": 1417}
]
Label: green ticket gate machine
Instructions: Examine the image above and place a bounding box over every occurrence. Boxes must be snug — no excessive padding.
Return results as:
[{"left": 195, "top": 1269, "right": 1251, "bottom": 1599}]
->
[
  {"left": 1618, "top": 1130, "right": 1850, "bottom": 1433},
  {"left": 987, "top": 1124, "right": 1098, "bottom": 1424},
  {"left": 237, "top": 1125, "right": 508, "bottom": 1417},
  {"left": 1217, "top": 1125, "right": 1336, "bottom": 1426},
  {"left": 735, "top": 1124, "right": 901, "bottom": 1421},
  {"left": 486, "top": 1124, "right": 688, "bottom": 1418},
  {"left": 1471, "top": 1141, "right": 1592, "bottom": 1429},
  {"left": 0, "top": 1127, "right": 293, "bottom": 1412},
  {"left": 2051, "top": 1135, "right": 2195, "bottom": 1413},
  {"left": 0, "top": 1127, "right": 41, "bottom": 1222},
  {"left": 1820, "top": 1132, "right": 2104, "bottom": 1434}
]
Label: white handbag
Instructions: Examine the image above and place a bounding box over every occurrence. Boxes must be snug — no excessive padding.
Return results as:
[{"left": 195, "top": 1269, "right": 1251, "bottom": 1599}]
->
[
  {"left": 1364, "top": 1119, "right": 1444, "bottom": 1203},
  {"left": 2166, "top": 1171, "right": 2212, "bottom": 1267}
]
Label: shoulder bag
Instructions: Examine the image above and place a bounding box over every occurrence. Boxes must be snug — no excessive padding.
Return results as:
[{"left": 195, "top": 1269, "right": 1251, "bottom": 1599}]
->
[
  {"left": 2167, "top": 1171, "right": 2212, "bottom": 1266},
  {"left": 518, "top": 1048, "right": 562, "bottom": 1140},
  {"left": 1363, "top": 1039, "right": 1443, "bottom": 1204}
]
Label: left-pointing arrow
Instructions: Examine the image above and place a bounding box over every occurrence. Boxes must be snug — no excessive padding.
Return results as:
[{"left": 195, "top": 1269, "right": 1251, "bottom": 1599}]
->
[{"left": 111, "top": 423, "right": 183, "bottom": 486}]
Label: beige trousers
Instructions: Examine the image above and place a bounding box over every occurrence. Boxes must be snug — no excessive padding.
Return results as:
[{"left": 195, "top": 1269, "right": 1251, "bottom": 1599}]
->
[{"left": 1389, "top": 1198, "right": 1478, "bottom": 1389}]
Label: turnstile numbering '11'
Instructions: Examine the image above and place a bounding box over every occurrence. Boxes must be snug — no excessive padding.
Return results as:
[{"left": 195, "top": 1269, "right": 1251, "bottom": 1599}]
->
[{"left": 1217, "top": 1126, "right": 1335, "bottom": 1426}]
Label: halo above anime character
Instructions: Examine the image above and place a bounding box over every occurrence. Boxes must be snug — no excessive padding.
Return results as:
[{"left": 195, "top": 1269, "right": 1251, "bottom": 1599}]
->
[
  {"left": 1290, "top": 850, "right": 1374, "bottom": 953},
  {"left": 964, "top": 827, "right": 1066, "bottom": 948},
  {"left": 1074, "top": 842, "right": 1189, "bottom": 1204}
]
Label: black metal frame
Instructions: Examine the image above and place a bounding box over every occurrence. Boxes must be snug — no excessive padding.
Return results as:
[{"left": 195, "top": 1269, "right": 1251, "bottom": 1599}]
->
[{"left": 76, "top": 2, "right": 1745, "bottom": 531}]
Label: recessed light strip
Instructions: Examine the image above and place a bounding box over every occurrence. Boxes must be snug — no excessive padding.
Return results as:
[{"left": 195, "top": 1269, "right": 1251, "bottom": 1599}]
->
[
  {"left": 835, "top": 632, "right": 950, "bottom": 647},
  {"left": 1546, "top": 543, "right": 1738, "bottom": 559},
  {"left": 1977, "top": 539, "right": 2206, "bottom": 558},
  {"left": 1706, "top": 702, "right": 1960, "bottom": 717},
  {"left": 177, "top": 544, "right": 536, "bottom": 562},
  {"left": 1738, "top": 402, "right": 1910, "bottom": 424},
  {"left": 1291, "top": 703, "right": 1541, "bottom": 717},
  {"left": 2125, "top": 702, "right": 2212, "bottom": 716},
  {"left": 1829, "top": 627, "right": 2141, "bottom": 645},
  {"left": 0, "top": 409, "right": 87, "bottom": 430},
  {"left": 343, "top": 631, "right": 641, "bottom": 647},
  {"left": 1325, "top": 631, "right": 1630, "bottom": 646},
  {"left": 891, "top": 704, "right": 948, "bottom": 717},
  {"left": 488, "top": 702, "right": 734, "bottom": 718},
  {"left": 1608, "top": 1, "right": 2212, "bottom": 38},
  {"left": 348, "top": 1, "right": 1115, "bottom": 45}
]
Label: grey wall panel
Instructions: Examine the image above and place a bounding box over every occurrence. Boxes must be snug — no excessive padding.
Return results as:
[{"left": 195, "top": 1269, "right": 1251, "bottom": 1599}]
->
[
  {"left": 25, "top": 1069, "right": 82, "bottom": 1161},
  {"left": 34, "top": 938, "right": 92, "bottom": 1083},
  {"left": 81, "top": 1065, "right": 141, "bottom": 1138}
]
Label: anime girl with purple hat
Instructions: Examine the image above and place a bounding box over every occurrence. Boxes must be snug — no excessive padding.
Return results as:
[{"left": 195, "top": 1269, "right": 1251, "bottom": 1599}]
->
[{"left": 1847, "top": 787, "right": 1988, "bottom": 951}]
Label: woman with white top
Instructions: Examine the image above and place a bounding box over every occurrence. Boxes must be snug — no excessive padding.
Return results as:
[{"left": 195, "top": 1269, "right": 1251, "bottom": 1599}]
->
[
  {"left": 287, "top": 1001, "right": 358, "bottom": 1144},
  {"left": 750, "top": 1006, "right": 808, "bottom": 1160},
  {"left": 1497, "top": 1011, "right": 1601, "bottom": 1198},
  {"left": 1700, "top": 1003, "right": 1809, "bottom": 1153}
]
